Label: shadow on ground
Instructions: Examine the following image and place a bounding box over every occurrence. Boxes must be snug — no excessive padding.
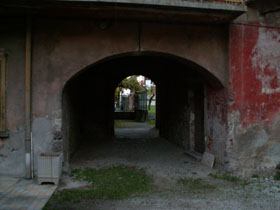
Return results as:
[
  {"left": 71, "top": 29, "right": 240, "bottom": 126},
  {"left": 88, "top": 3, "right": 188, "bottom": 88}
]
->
[{"left": 45, "top": 121, "right": 280, "bottom": 210}]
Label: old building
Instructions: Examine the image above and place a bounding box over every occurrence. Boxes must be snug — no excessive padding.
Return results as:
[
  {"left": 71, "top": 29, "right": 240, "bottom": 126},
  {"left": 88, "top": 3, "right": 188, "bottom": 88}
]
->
[{"left": 0, "top": 0, "right": 279, "bottom": 178}]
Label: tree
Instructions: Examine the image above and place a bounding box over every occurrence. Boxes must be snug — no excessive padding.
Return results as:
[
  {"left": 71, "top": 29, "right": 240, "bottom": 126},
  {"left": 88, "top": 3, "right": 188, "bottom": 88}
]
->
[
  {"left": 147, "top": 85, "right": 156, "bottom": 110},
  {"left": 118, "top": 75, "right": 145, "bottom": 93},
  {"left": 114, "top": 75, "right": 146, "bottom": 102}
]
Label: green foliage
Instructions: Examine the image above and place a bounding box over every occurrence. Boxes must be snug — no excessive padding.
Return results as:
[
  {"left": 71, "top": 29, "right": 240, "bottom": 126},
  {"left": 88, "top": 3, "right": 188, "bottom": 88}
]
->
[
  {"left": 114, "top": 76, "right": 146, "bottom": 100},
  {"left": 147, "top": 85, "right": 156, "bottom": 97},
  {"left": 147, "top": 86, "right": 156, "bottom": 110},
  {"left": 148, "top": 105, "right": 156, "bottom": 115},
  {"left": 47, "top": 166, "right": 153, "bottom": 205},
  {"left": 114, "top": 87, "right": 121, "bottom": 100},
  {"left": 177, "top": 177, "right": 216, "bottom": 191},
  {"left": 274, "top": 171, "right": 280, "bottom": 180},
  {"left": 208, "top": 173, "right": 241, "bottom": 183},
  {"left": 276, "top": 163, "right": 280, "bottom": 170},
  {"left": 119, "top": 76, "right": 145, "bottom": 93}
]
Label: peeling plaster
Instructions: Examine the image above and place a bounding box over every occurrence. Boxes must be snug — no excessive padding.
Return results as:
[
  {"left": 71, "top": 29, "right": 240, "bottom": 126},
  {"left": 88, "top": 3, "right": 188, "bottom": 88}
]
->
[
  {"left": 252, "top": 28, "right": 280, "bottom": 94},
  {"left": 227, "top": 25, "right": 280, "bottom": 174},
  {"left": 52, "top": 109, "right": 62, "bottom": 132}
]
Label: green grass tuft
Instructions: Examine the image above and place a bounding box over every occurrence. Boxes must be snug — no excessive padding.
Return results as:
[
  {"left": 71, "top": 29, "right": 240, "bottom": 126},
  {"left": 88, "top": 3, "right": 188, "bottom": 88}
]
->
[
  {"left": 47, "top": 166, "right": 153, "bottom": 206},
  {"left": 251, "top": 174, "right": 260, "bottom": 179},
  {"left": 148, "top": 105, "right": 156, "bottom": 115},
  {"left": 274, "top": 171, "right": 280, "bottom": 181}
]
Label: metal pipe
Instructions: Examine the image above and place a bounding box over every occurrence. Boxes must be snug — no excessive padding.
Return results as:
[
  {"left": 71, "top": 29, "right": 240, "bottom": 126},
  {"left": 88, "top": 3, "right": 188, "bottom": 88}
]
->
[
  {"left": 31, "top": 131, "right": 34, "bottom": 179},
  {"left": 25, "top": 17, "right": 32, "bottom": 179}
]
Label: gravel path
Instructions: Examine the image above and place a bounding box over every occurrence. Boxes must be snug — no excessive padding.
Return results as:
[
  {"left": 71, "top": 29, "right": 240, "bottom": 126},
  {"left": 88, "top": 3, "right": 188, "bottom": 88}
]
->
[{"left": 58, "top": 121, "right": 280, "bottom": 210}]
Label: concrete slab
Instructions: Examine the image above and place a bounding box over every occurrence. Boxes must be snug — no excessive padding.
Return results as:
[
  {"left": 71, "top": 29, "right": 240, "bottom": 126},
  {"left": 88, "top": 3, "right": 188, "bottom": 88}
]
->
[
  {"left": 51, "top": 0, "right": 247, "bottom": 11},
  {"left": 0, "top": 177, "right": 57, "bottom": 210},
  {"left": 0, "top": 0, "right": 245, "bottom": 24},
  {"left": 201, "top": 152, "right": 215, "bottom": 168}
]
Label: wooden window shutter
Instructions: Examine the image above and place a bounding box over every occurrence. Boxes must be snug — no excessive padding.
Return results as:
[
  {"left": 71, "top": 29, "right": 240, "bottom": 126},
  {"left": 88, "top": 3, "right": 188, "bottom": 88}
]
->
[{"left": 0, "top": 52, "right": 8, "bottom": 138}]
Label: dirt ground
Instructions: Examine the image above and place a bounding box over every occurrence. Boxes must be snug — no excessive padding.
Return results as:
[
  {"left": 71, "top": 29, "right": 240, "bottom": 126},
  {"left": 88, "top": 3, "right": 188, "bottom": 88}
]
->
[{"left": 54, "top": 121, "right": 280, "bottom": 210}]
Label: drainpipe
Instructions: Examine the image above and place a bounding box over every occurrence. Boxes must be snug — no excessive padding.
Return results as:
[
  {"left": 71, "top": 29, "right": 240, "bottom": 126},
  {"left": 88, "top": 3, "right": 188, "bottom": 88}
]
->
[{"left": 25, "top": 17, "right": 33, "bottom": 179}]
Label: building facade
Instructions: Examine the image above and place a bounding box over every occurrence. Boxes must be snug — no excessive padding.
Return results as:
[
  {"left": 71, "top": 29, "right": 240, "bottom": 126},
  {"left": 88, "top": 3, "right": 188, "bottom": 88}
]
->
[{"left": 0, "top": 0, "right": 279, "bottom": 178}]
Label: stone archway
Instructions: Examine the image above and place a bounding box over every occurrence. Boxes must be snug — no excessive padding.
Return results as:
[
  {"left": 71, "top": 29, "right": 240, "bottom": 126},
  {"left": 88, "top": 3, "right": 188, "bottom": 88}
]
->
[{"left": 61, "top": 52, "right": 225, "bottom": 169}]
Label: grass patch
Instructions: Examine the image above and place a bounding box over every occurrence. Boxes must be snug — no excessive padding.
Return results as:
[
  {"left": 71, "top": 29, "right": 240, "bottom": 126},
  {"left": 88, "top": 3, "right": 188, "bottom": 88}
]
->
[
  {"left": 208, "top": 173, "right": 241, "bottom": 183},
  {"left": 46, "top": 166, "right": 153, "bottom": 206},
  {"left": 274, "top": 171, "right": 280, "bottom": 180},
  {"left": 252, "top": 174, "right": 260, "bottom": 179},
  {"left": 114, "top": 121, "right": 137, "bottom": 128},
  {"left": 148, "top": 105, "right": 156, "bottom": 115},
  {"left": 145, "top": 119, "right": 155, "bottom": 127},
  {"left": 276, "top": 163, "right": 280, "bottom": 170},
  {"left": 177, "top": 177, "right": 216, "bottom": 192}
]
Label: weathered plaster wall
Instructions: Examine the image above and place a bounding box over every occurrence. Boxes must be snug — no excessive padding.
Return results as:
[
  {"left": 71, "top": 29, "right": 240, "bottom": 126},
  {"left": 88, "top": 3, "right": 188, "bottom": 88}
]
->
[
  {"left": 141, "top": 23, "right": 229, "bottom": 86},
  {"left": 0, "top": 18, "right": 228, "bottom": 177},
  {"left": 0, "top": 20, "right": 26, "bottom": 177},
  {"left": 226, "top": 15, "right": 280, "bottom": 175},
  {"left": 205, "top": 87, "right": 228, "bottom": 166},
  {"left": 31, "top": 20, "right": 139, "bottom": 174},
  {"left": 30, "top": 19, "right": 227, "bottom": 173},
  {"left": 205, "top": 11, "right": 280, "bottom": 173}
]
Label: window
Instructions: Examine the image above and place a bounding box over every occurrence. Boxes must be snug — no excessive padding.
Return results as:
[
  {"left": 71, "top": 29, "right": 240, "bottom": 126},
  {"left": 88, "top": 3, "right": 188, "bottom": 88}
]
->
[{"left": 0, "top": 52, "right": 8, "bottom": 137}]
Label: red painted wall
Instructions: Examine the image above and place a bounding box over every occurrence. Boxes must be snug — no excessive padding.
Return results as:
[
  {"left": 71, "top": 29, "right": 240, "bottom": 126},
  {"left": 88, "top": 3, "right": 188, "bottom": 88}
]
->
[
  {"left": 206, "top": 20, "right": 280, "bottom": 172},
  {"left": 230, "top": 24, "right": 280, "bottom": 126},
  {"left": 223, "top": 20, "right": 280, "bottom": 174}
]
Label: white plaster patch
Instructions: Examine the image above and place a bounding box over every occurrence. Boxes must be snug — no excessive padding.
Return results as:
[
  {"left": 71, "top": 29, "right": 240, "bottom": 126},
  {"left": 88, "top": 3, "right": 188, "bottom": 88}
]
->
[
  {"left": 261, "top": 86, "right": 280, "bottom": 94},
  {"left": 52, "top": 109, "right": 62, "bottom": 131},
  {"left": 53, "top": 118, "right": 62, "bottom": 131},
  {"left": 251, "top": 28, "right": 280, "bottom": 94}
]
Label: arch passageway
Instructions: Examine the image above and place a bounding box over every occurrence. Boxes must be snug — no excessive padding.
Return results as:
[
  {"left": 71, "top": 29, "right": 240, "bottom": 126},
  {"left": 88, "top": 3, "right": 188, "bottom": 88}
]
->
[{"left": 62, "top": 53, "right": 222, "bottom": 165}]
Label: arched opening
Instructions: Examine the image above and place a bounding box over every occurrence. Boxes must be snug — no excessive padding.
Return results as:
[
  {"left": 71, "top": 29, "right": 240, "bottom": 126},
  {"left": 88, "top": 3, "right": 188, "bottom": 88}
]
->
[
  {"left": 62, "top": 52, "right": 223, "bottom": 168},
  {"left": 114, "top": 75, "right": 158, "bottom": 140}
]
